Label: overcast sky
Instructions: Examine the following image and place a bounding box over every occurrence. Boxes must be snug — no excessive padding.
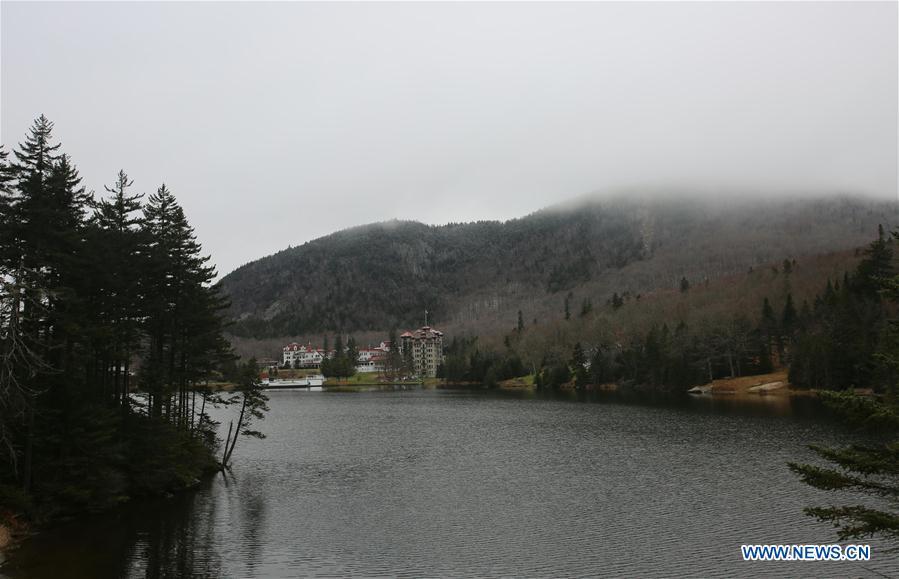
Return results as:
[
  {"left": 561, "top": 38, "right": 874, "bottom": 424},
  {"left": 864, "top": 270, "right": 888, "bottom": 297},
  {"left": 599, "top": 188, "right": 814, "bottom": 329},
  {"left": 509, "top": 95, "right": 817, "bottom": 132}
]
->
[{"left": 2, "top": 1, "right": 897, "bottom": 276}]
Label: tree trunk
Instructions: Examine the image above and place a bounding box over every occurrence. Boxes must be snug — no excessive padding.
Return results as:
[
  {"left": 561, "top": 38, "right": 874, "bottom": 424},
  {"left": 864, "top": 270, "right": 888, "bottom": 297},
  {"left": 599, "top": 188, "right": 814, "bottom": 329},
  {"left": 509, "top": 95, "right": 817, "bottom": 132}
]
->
[
  {"left": 190, "top": 390, "right": 196, "bottom": 432},
  {"left": 123, "top": 355, "right": 131, "bottom": 411},
  {"left": 196, "top": 393, "right": 207, "bottom": 436},
  {"left": 222, "top": 396, "right": 247, "bottom": 468},
  {"left": 21, "top": 401, "right": 35, "bottom": 493},
  {"left": 222, "top": 420, "right": 233, "bottom": 467}
]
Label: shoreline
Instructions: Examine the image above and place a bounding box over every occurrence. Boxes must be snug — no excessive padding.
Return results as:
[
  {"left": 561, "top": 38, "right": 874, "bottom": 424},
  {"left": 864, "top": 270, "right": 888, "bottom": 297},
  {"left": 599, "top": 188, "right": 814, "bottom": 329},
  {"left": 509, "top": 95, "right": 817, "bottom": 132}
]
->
[
  {"left": 495, "top": 369, "right": 836, "bottom": 398},
  {"left": 0, "top": 517, "right": 26, "bottom": 565},
  {"left": 257, "top": 369, "right": 871, "bottom": 400}
]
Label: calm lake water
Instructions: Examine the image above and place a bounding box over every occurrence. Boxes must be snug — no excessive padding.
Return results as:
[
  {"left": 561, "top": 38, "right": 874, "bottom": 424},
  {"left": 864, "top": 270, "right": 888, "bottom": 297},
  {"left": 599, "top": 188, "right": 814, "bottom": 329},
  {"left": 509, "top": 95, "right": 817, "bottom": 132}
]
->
[{"left": 3, "top": 389, "right": 898, "bottom": 578}]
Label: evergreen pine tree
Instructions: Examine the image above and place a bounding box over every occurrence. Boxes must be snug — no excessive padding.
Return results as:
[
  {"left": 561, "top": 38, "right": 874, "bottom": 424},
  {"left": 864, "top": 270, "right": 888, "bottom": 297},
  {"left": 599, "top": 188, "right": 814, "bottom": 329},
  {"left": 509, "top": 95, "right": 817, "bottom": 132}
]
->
[
  {"left": 8, "top": 120, "right": 89, "bottom": 494},
  {"left": 141, "top": 184, "right": 229, "bottom": 420},
  {"left": 91, "top": 170, "right": 145, "bottom": 407},
  {"left": 571, "top": 342, "right": 587, "bottom": 388},
  {"left": 386, "top": 328, "right": 401, "bottom": 379},
  {"left": 789, "top": 391, "right": 899, "bottom": 542},
  {"left": 11, "top": 115, "right": 64, "bottom": 272},
  {"left": 782, "top": 293, "right": 797, "bottom": 338},
  {"left": 759, "top": 296, "right": 778, "bottom": 363},
  {"left": 345, "top": 336, "right": 358, "bottom": 378},
  {"left": 580, "top": 298, "right": 593, "bottom": 317},
  {"left": 329, "top": 335, "right": 344, "bottom": 380},
  {"left": 221, "top": 359, "right": 269, "bottom": 469},
  {"left": 854, "top": 224, "right": 893, "bottom": 297},
  {"left": 0, "top": 117, "right": 253, "bottom": 519},
  {"left": 0, "top": 147, "right": 15, "bottom": 267},
  {"left": 403, "top": 341, "right": 415, "bottom": 377}
]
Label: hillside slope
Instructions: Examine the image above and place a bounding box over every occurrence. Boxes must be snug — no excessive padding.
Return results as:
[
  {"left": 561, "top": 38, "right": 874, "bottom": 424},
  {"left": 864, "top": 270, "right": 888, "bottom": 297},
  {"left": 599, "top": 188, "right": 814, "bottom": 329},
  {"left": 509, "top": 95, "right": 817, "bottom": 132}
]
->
[{"left": 220, "top": 193, "right": 898, "bottom": 340}]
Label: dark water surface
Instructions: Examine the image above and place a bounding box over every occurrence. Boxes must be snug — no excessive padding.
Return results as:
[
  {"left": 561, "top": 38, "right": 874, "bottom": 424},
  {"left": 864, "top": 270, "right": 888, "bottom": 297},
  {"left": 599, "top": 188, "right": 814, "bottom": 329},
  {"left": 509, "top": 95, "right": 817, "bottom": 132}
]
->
[{"left": 3, "top": 389, "right": 898, "bottom": 578}]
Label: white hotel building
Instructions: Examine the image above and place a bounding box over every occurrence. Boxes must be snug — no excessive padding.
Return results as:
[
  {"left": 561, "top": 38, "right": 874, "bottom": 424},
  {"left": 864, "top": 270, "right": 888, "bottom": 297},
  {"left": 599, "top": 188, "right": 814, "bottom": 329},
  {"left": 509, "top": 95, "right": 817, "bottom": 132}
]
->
[
  {"left": 282, "top": 340, "right": 392, "bottom": 372},
  {"left": 282, "top": 343, "right": 326, "bottom": 368}
]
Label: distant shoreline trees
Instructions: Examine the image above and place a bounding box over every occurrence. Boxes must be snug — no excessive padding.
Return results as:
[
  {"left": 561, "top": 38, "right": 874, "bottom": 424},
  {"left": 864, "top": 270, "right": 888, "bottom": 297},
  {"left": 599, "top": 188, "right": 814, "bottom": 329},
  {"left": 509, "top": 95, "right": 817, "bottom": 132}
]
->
[
  {"left": 788, "top": 226, "right": 894, "bottom": 391},
  {"left": 439, "top": 336, "right": 525, "bottom": 387},
  {"left": 514, "top": 228, "right": 897, "bottom": 395},
  {"left": 320, "top": 334, "right": 357, "bottom": 381}
]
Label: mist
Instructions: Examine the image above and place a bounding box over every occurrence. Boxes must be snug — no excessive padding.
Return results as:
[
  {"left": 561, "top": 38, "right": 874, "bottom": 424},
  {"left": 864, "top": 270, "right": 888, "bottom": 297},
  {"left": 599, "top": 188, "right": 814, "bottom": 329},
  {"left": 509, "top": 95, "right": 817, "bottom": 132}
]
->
[{"left": 2, "top": 1, "right": 896, "bottom": 276}]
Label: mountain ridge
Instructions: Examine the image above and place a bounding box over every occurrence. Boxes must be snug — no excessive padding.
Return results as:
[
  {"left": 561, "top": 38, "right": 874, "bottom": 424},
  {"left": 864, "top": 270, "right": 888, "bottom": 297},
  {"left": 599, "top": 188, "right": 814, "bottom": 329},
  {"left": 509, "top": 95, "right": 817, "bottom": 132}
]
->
[{"left": 219, "top": 193, "right": 899, "bottom": 340}]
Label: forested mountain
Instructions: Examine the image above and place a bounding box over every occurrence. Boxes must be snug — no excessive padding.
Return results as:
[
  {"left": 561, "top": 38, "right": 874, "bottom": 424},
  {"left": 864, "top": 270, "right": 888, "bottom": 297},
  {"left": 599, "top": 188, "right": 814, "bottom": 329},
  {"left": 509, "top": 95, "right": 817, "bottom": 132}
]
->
[{"left": 221, "top": 194, "right": 898, "bottom": 340}]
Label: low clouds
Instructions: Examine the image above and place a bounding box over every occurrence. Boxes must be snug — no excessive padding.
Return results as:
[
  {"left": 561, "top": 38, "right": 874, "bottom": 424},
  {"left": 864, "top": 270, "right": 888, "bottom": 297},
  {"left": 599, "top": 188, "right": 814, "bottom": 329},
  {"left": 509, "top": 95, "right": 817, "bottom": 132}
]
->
[{"left": 2, "top": 2, "right": 896, "bottom": 276}]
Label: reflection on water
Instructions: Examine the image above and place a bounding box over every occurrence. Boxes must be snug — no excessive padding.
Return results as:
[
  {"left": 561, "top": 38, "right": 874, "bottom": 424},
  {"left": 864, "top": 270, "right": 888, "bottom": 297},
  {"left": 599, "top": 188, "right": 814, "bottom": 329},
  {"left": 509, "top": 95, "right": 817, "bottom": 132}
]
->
[
  {"left": 2, "top": 482, "right": 224, "bottom": 579},
  {"left": 3, "top": 389, "right": 897, "bottom": 578},
  {"left": 539, "top": 388, "right": 834, "bottom": 419}
]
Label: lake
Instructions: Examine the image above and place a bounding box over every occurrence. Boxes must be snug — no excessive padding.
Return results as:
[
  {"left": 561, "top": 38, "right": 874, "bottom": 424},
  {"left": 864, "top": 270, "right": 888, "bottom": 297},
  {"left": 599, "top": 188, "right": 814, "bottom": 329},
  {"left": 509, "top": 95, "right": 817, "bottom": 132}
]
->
[{"left": 3, "top": 389, "right": 897, "bottom": 578}]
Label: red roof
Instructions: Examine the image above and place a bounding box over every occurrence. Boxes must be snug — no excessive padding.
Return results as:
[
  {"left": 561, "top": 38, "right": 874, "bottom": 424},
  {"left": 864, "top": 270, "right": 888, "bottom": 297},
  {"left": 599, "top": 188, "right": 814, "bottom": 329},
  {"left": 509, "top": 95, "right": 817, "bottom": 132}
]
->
[{"left": 400, "top": 326, "right": 444, "bottom": 340}]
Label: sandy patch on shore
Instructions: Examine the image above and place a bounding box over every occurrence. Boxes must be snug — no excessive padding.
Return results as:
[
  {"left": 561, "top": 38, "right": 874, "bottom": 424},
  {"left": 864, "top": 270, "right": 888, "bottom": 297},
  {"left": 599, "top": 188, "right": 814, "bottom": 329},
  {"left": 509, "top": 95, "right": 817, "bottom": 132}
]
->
[
  {"left": 707, "top": 370, "right": 793, "bottom": 395},
  {"left": 0, "top": 524, "right": 10, "bottom": 550}
]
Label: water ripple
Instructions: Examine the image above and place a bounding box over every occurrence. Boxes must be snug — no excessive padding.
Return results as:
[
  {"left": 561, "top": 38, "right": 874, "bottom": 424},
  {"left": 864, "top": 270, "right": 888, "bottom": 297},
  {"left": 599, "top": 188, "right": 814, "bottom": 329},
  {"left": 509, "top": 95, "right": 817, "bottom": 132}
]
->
[{"left": 6, "top": 390, "right": 898, "bottom": 578}]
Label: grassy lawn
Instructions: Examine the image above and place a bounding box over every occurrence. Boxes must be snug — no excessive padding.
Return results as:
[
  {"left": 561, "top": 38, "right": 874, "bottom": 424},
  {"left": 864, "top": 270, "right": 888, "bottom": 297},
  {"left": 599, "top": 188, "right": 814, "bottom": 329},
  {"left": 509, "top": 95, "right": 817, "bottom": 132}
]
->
[
  {"left": 345, "top": 372, "right": 381, "bottom": 384},
  {"left": 324, "top": 372, "right": 381, "bottom": 385}
]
